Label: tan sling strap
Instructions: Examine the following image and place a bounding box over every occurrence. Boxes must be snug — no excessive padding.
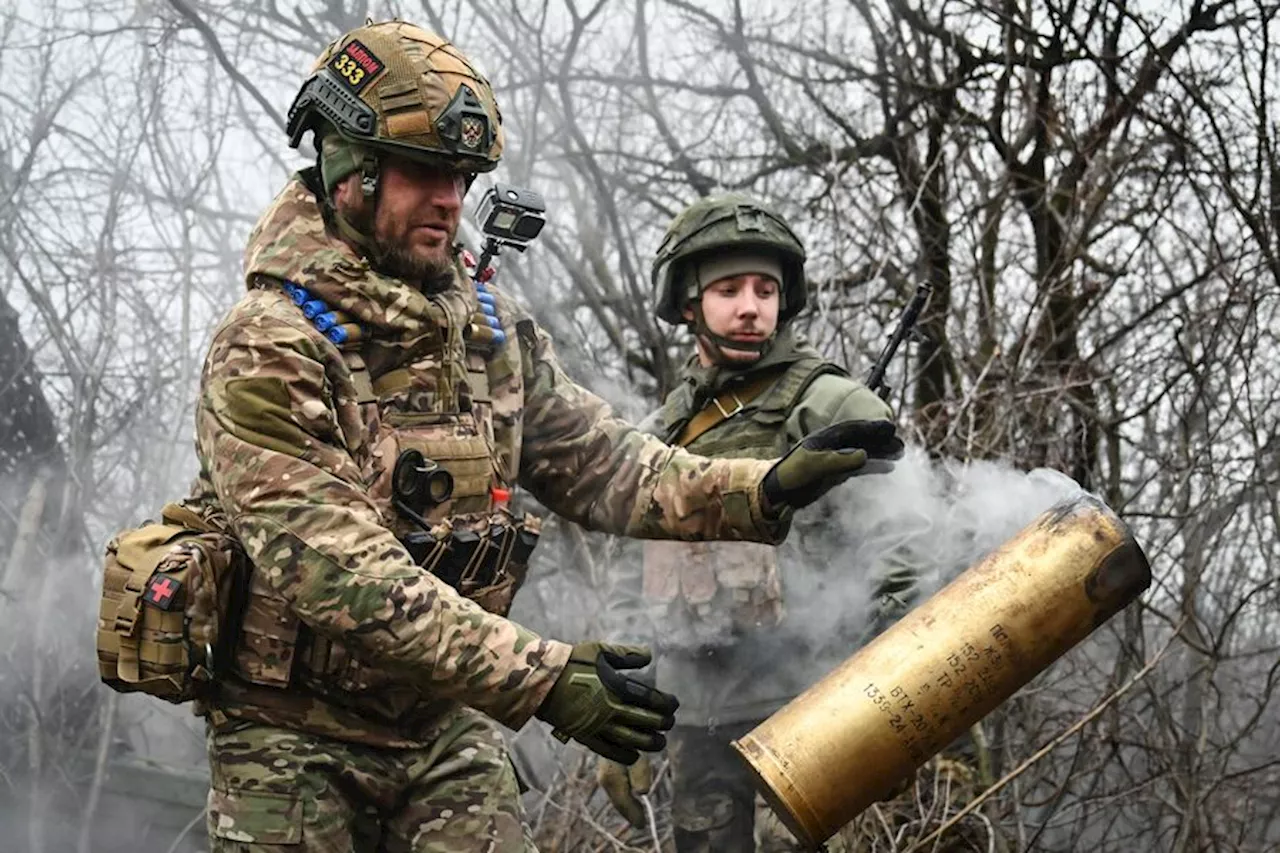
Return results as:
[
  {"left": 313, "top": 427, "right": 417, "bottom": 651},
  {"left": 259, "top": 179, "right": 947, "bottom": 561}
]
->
[{"left": 675, "top": 366, "right": 788, "bottom": 447}]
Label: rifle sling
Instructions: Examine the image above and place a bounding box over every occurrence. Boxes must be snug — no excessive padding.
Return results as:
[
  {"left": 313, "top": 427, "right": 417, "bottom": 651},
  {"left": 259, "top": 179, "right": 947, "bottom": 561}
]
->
[{"left": 676, "top": 368, "right": 786, "bottom": 447}]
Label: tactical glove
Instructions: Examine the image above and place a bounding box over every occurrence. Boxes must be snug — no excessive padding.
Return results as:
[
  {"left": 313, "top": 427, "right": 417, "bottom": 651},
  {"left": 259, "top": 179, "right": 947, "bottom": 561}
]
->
[
  {"left": 535, "top": 642, "right": 679, "bottom": 765},
  {"left": 596, "top": 755, "right": 652, "bottom": 828},
  {"left": 762, "top": 419, "right": 904, "bottom": 513}
]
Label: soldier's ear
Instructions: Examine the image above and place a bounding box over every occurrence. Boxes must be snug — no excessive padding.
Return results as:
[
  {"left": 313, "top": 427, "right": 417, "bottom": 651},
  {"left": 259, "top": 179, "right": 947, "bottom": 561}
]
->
[{"left": 332, "top": 173, "right": 361, "bottom": 210}]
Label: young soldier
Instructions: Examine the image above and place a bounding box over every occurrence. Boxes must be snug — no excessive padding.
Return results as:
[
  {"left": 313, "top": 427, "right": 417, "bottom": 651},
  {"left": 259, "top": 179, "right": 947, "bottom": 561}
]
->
[
  {"left": 599, "top": 195, "right": 914, "bottom": 851},
  {"left": 184, "top": 23, "right": 902, "bottom": 853}
]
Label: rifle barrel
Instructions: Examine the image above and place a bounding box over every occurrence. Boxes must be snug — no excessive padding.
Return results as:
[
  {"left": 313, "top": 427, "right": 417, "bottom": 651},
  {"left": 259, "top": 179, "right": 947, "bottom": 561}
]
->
[{"left": 865, "top": 282, "right": 932, "bottom": 397}]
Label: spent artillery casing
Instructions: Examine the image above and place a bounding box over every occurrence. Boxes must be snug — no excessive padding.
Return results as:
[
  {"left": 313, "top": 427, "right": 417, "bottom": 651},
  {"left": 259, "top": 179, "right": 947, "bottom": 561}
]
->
[{"left": 732, "top": 494, "right": 1151, "bottom": 849}]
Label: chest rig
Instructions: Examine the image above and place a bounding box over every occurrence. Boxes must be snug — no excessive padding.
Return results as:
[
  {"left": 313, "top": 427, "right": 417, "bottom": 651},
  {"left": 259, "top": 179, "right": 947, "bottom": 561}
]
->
[
  {"left": 357, "top": 305, "right": 539, "bottom": 616},
  {"left": 642, "top": 357, "right": 842, "bottom": 653},
  {"left": 227, "top": 278, "right": 539, "bottom": 717},
  {"left": 311, "top": 277, "right": 538, "bottom": 614}
]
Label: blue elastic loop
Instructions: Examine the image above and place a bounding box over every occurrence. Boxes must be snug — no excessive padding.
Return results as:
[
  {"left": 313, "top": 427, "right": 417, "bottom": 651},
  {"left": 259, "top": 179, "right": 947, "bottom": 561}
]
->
[
  {"left": 481, "top": 304, "right": 497, "bottom": 317},
  {"left": 476, "top": 292, "right": 496, "bottom": 306},
  {"left": 282, "top": 281, "right": 302, "bottom": 299},
  {"left": 486, "top": 316, "right": 503, "bottom": 330},
  {"left": 288, "top": 287, "right": 309, "bottom": 306},
  {"left": 314, "top": 312, "right": 338, "bottom": 332},
  {"left": 491, "top": 330, "right": 507, "bottom": 346},
  {"left": 475, "top": 283, "right": 490, "bottom": 294},
  {"left": 302, "top": 299, "right": 327, "bottom": 319},
  {"left": 326, "top": 326, "right": 349, "bottom": 345}
]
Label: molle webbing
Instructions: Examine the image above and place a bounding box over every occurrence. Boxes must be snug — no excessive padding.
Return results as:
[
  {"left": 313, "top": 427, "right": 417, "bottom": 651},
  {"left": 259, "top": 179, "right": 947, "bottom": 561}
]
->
[
  {"left": 224, "top": 278, "right": 532, "bottom": 706},
  {"left": 97, "top": 504, "right": 247, "bottom": 704}
]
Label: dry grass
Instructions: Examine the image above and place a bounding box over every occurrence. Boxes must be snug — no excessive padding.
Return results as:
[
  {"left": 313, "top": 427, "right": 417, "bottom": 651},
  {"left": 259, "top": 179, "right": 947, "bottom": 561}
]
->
[
  {"left": 826, "top": 758, "right": 992, "bottom": 853},
  {"left": 526, "top": 752, "right": 991, "bottom": 853}
]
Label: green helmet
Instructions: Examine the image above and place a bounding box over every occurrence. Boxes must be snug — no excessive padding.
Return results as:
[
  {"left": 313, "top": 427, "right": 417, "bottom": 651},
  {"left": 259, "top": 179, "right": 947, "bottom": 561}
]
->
[
  {"left": 286, "top": 20, "right": 503, "bottom": 176},
  {"left": 652, "top": 194, "right": 807, "bottom": 326}
]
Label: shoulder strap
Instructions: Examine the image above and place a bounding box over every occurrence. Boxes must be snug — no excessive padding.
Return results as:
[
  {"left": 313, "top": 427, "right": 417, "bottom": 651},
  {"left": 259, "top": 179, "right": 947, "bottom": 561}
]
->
[
  {"left": 782, "top": 360, "right": 848, "bottom": 413},
  {"left": 251, "top": 272, "right": 377, "bottom": 405},
  {"left": 655, "top": 384, "right": 694, "bottom": 444},
  {"left": 675, "top": 365, "right": 789, "bottom": 447},
  {"left": 340, "top": 351, "right": 377, "bottom": 404},
  {"left": 675, "top": 357, "right": 849, "bottom": 448}
]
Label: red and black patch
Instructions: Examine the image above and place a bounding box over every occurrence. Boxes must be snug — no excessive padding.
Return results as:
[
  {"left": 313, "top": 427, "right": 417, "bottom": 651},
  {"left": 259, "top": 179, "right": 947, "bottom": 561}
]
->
[
  {"left": 327, "top": 39, "right": 384, "bottom": 94},
  {"left": 143, "top": 575, "right": 184, "bottom": 611}
]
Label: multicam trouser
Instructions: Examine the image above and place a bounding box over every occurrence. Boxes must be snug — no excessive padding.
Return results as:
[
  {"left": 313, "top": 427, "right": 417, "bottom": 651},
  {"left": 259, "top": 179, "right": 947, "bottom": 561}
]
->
[
  {"left": 667, "top": 723, "right": 802, "bottom": 853},
  {"left": 204, "top": 706, "right": 536, "bottom": 852}
]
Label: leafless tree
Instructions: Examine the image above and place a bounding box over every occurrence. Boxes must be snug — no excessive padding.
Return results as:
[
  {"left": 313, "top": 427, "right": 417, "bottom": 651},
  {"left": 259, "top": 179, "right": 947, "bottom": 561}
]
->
[{"left": 2, "top": 1, "right": 1278, "bottom": 850}]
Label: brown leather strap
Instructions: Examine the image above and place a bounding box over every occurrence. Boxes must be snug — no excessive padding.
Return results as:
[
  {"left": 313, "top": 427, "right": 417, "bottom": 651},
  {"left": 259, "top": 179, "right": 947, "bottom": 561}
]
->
[{"left": 675, "top": 368, "right": 786, "bottom": 447}]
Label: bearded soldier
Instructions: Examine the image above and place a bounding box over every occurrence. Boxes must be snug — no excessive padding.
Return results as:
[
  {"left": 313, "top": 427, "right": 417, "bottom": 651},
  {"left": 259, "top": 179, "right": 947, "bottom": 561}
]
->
[
  {"left": 597, "top": 195, "right": 916, "bottom": 852},
  {"left": 180, "top": 21, "right": 902, "bottom": 853}
]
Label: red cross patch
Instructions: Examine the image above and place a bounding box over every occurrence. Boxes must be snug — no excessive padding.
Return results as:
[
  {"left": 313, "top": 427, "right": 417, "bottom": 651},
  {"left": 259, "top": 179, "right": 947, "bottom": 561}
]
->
[{"left": 144, "top": 575, "right": 184, "bottom": 611}]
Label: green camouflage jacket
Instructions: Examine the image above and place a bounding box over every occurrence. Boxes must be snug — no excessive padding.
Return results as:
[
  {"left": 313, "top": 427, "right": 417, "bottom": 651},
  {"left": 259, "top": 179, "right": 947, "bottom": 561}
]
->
[{"left": 183, "top": 174, "right": 786, "bottom": 746}]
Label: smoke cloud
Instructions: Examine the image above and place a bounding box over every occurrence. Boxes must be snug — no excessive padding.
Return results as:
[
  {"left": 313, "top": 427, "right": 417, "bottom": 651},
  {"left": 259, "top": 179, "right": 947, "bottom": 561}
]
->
[{"left": 836, "top": 446, "right": 1087, "bottom": 594}]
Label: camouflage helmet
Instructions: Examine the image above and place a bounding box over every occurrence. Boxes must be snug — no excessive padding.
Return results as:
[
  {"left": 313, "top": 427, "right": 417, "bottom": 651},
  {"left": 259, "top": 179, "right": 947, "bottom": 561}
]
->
[
  {"left": 652, "top": 194, "right": 807, "bottom": 326},
  {"left": 286, "top": 20, "right": 503, "bottom": 175}
]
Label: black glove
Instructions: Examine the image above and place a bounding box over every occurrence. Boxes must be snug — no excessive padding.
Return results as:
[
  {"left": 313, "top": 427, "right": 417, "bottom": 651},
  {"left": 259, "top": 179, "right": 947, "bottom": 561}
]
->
[
  {"left": 761, "top": 419, "right": 904, "bottom": 512},
  {"left": 535, "top": 642, "right": 679, "bottom": 765}
]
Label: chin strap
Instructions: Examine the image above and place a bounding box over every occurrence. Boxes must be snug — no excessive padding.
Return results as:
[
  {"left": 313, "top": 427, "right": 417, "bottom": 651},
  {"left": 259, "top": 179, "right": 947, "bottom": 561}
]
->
[
  {"left": 331, "top": 207, "right": 387, "bottom": 268},
  {"left": 317, "top": 144, "right": 392, "bottom": 270},
  {"left": 689, "top": 301, "right": 776, "bottom": 367}
]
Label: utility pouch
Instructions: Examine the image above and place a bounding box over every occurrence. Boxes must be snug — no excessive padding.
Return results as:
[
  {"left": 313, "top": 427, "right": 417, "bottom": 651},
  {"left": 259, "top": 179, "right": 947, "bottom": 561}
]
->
[
  {"left": 96, "top": 503, "right": 248, "bottom": 704},
  {"left": 401, "top": 509, "right": 541, "bottom": 616}
]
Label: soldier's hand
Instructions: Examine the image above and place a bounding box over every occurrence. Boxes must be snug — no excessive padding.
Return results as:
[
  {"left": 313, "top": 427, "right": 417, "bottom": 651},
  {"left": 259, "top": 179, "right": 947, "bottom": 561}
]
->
[
  {"left": 535, "top": 642, "right": 679, "bottom": 765},
  {"left": 596, "top": 754, "right": 652, "bottom": 828},
  {"left": 762, "top": 419, "right": 904, "bottom": 513}
]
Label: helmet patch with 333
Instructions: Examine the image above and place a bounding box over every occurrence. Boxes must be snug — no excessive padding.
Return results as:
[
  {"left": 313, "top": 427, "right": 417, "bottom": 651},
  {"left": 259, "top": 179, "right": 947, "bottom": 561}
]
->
[{"left": 328, "top": 39, "right": 385, "bottom": 94}]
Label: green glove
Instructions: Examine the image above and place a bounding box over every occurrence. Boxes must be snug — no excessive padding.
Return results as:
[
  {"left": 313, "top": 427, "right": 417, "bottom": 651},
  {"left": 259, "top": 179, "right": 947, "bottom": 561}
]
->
[
  {"left": 596, "top": 754, "right": 652, "bottom": 828},
  {"left": 762, "top": 419, "right": 904, "bottom": 512},
  {"left": 535, "top": 642, "right": 679, "bottom": 765}
]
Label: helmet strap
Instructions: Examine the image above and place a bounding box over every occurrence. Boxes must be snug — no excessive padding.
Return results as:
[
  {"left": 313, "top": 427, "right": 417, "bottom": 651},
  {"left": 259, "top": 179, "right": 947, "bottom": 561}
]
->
[
  {"left": 690, "top": 301, "right": 774, "bottom": 367},
  {"left": 359, "top": 153, "right": 379, "bottom": 200},
  {"left": 320, "top": 148, "right": 392, "bottom": 269},
  {"left": 332, "top": 207, "right": 387, "bottom": 266}
]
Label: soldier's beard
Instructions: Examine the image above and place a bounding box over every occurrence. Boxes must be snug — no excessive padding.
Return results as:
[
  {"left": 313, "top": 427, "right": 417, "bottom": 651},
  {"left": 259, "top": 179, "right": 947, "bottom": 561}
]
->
[
  {"left": 376, "top": 241, "right": 456, "bottom": 294},
  {"left": 344, "top": 200, "right": 457, "bottom": 293}
]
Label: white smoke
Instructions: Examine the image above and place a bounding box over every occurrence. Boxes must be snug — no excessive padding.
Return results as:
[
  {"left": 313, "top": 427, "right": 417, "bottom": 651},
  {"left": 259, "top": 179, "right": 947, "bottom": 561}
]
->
[
  {"left": 835, "top": 446, "right": 1088, "bottom": 597},
  {"left": 736, "top": 447, "right": 1092, "bottom": 695}
]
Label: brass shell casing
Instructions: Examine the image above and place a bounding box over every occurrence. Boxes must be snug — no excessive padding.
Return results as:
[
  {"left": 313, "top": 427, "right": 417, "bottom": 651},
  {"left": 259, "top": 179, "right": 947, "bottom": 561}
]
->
[{"left": 732, "top": 495, "right": 1151, "bottom": 849}]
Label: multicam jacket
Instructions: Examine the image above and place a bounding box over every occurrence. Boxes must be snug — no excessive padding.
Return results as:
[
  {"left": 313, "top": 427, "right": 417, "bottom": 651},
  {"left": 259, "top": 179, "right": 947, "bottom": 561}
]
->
[
  {"left": 636, "top": 330, "right": 908, "bottom": 726},
  {"left": 184, "top": 173, "right": 785, "bottom": 746}
]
